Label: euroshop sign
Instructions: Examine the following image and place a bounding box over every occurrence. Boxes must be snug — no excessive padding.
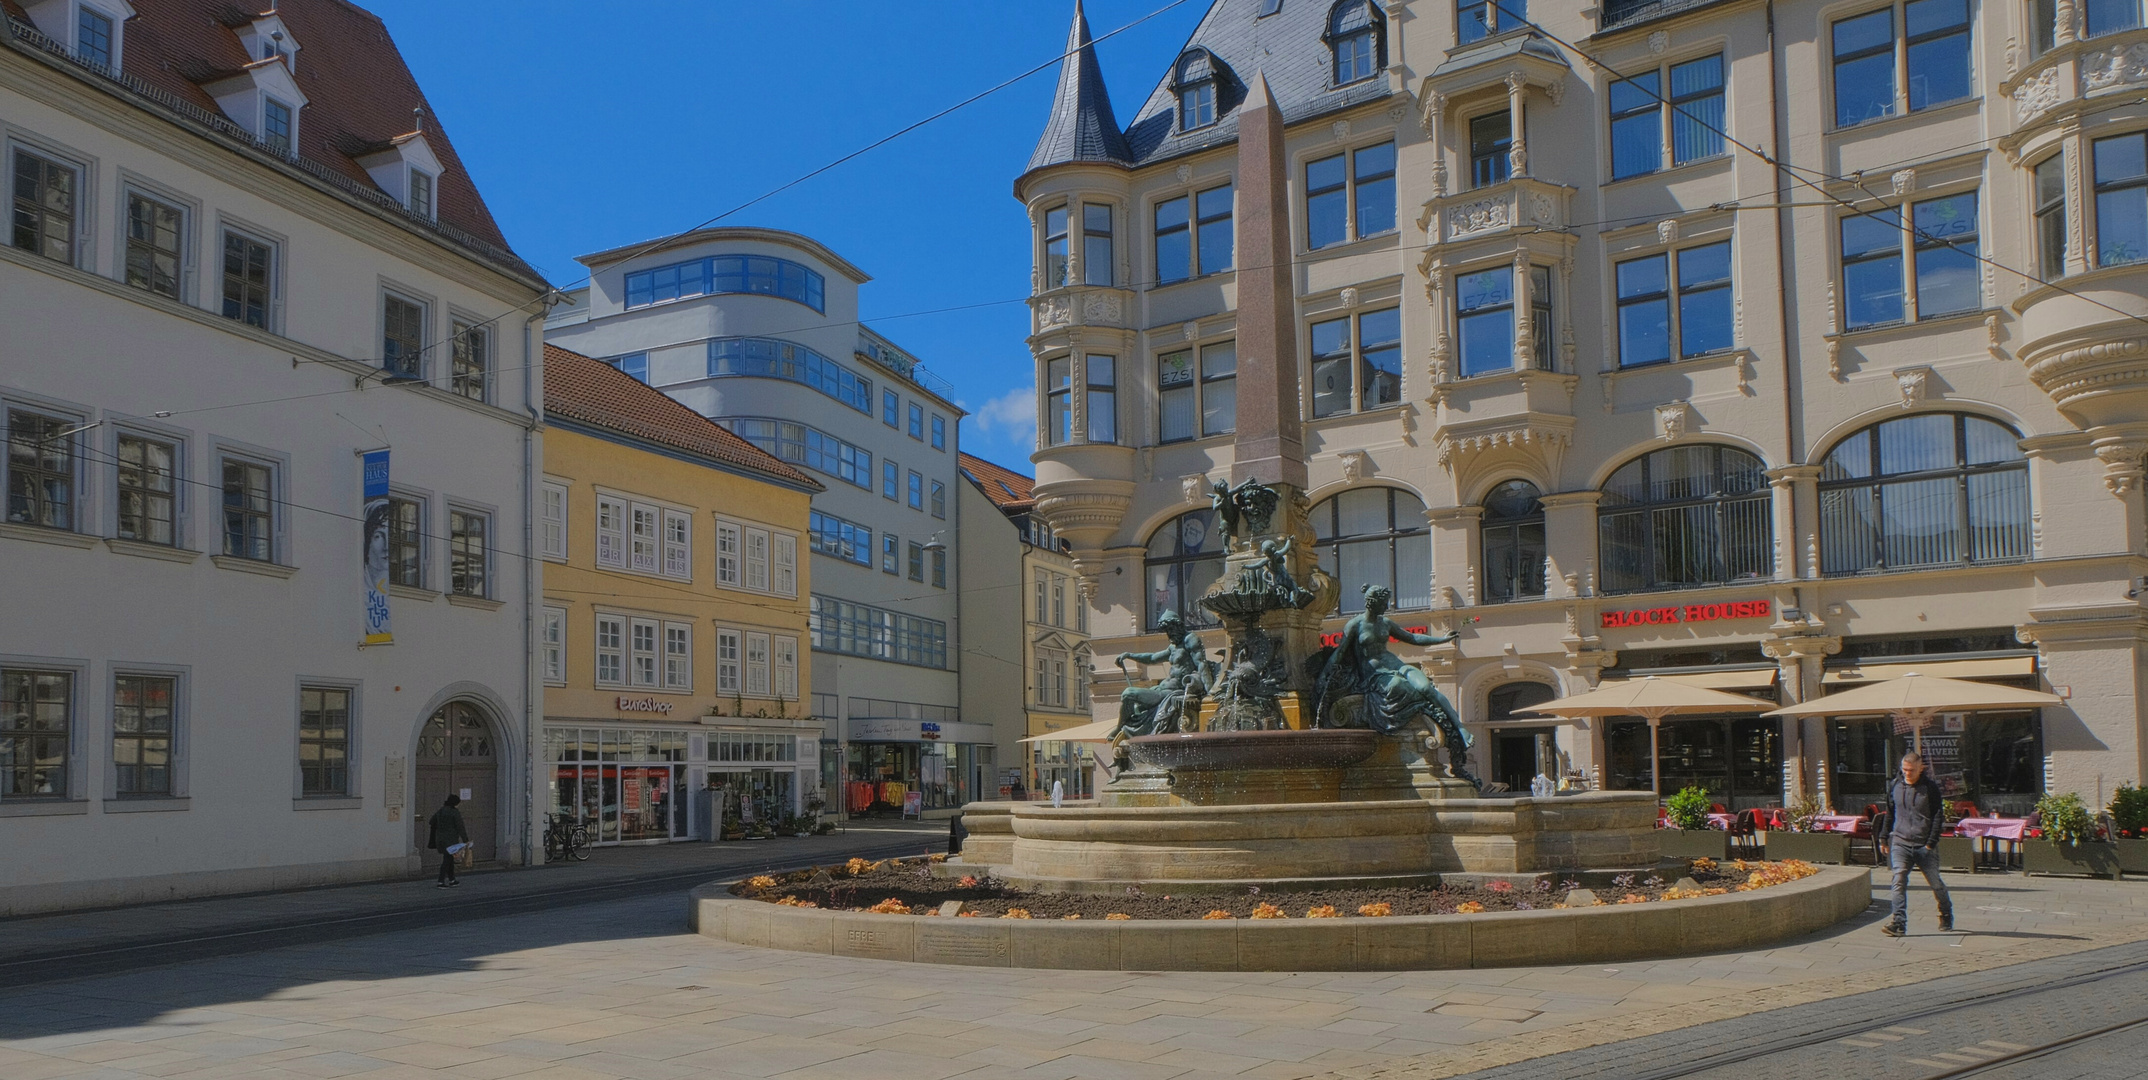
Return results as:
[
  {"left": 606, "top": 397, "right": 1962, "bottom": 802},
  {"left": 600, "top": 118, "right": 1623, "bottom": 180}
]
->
[{"left": 1601, "top": 599, "right": 1771, "bottom": 629}]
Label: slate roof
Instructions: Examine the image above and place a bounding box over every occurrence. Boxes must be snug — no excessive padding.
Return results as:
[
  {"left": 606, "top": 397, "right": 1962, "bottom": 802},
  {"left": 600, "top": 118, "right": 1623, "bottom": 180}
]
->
[
  {"left": 0, "top": 0, "right": 536, "bottom": 282},
  {"left": 1026, "top": 0, "right": 1397, "bottom": 180},
  {"left": 958, "top": 453, "right": 1037, "bottom": 512},
  {"left": 543, "top": 345, "right": 823, "bottom": 492},
  {"left": 1026, "top": 0, "right": 1133, "bottom": 173}
]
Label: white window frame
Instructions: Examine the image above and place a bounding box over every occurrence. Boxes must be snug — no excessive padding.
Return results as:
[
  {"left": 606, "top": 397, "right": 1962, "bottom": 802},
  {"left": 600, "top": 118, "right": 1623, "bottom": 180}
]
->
[
  {"left": 539, "top": 481, "right": 567, "bottom": 561},
  {"left": 9, "top": 141, "right": 86, "bottom": 269},
  {"left": 717, "top": 628, "right": 742, "bottom": 693},
  {"left": 744, "top": 527, "right": 770, "bottom": 592},
  {"left": 629, "top": 504, "right": 659, "bottom": 574},
  {"left": 716, "top": 519, "right": 741, "bottom": 585},
  {"left": 773, "top": 533, "right": 797, "bottom": 596},
  {"left": 541, "top": 606, "right": 565, "bottom": 684},
  {"left": 662, "top": 508, "right": 691, "bottom": 579},
  {"left": 629, "top": 617, "right": 659, "bottom": 688},
  {"left": 408, "top": 168, "right": 435, "bottom": 220},
  {"left": 595, "top": 614, "right": 625, "bottom": 685},
  {"left": 596, "top": 495, "right": 626, "bottom": 568},
  {"left": 119, "top": 180, "right": 194, "bottom": 304},
  {"left": 663, "top": 621, "right": 691, "bottom": 691},
  {"left": 216, "top": 219, "right": 282, "bottom": 332},
  {"left": 774, "top": 635, "right": 798, "bottom": 698},
  {"left": 447, "top": 505, "right": 489, "bottom": 598},
  {"left": 379, "top": 285, "right": 429, "bottom": 380},
  {"left": 745, "top": 631, "right": 771, "bottom": 697}
]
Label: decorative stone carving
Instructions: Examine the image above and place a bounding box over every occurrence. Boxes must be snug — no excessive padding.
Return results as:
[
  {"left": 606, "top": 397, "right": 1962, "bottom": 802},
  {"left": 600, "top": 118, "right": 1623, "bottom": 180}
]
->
[
  {"left": 1182, "top": 320, "right": 1200, "bottom": 342},
  {"left": 2013, "top": 65, "right": 2063, "bottom": 124},
  {"left": 1528, "top": 192, "right": 1556, "bottom": 225},
  {"left": 1038, "top": 295, "right": 1072, "bottom": 330},
  {"left": 1657, "top": 219, "right": 1678, "bottom": 245},
  {"left": 1181, "top": 472, "right": 1211, "bottom": 505},
  {"left": 1081, "top": 290, "right": 1123, "bottom": 326},
  {"left": 2023, "top": 336, "right": 2148, "bottom": 422},
  {"left": 1648, "top": 30, "right": 1669, "bottom": 55},
  {"left": 1449, "top": 197, "right": 1509, "bottom": 238},
  {"left": 1806, "top": 534, "right": 1821, "bottom": 580},
  {"left": 2082, "top": 41, "right": 2148, "bottom": 93},
  {"left": 1434, "top": 423, "right": 1573, "bottom": 470},
  {"left": 1430, "top": 159, "right": 1448, "bottom": 198},
  {"left": 1546, "top": 80, "right": 1565, "bottom": 107},
  {"left": 1825, "top": 279, "right": 1844, "bottom": 380},
  {"left": 1175, "top": 163, "right": 1193, "bottom": 184},
  {"left": 1339, "top": 286, "right": 1360, "bottom": 310},
  {"left": 1338, "top": 449, "right": 1371, "bottom": 483},
  {"left": 1987, "top": 313, "right": 2005, "bottom": 359},
  {"left": 1894, "top": 366, "right": 1933, "bottom": 410},
  {"left": 1654, "top": 400, "right": 1691, "bottom": 441},
  {"left": 1890, "top": 168, "right": 1916, "bottom": 196},
  {"left": 1331, "top": 119, "right": 1352, "bottom": 141},
  {"left": 1419, "top": 90, "right": 1445, "bottom": 137},
  {"left": 1387, "top": 100, "right": 1409, "bottom": 122},
  {"left": 2094, "top": 441, "right": 2148, "bottom": 496}
]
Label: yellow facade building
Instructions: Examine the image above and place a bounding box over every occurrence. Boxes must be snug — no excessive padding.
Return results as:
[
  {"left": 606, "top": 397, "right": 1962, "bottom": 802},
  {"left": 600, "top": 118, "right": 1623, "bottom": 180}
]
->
[{"left": 540, "top": 345, "right": 823, "bottom": 846}]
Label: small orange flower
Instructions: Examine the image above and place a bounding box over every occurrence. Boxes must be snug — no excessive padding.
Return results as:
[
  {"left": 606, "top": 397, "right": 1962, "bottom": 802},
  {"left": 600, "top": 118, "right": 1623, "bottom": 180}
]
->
[
  {"left": 746, "top": 875, "right": 779, "bottom": 891},
  {"left": 1202, "top": 909, "right": 1234, "bottom": 920},
  {"left": 1454, "top": 901, "right": 1485, "bottom": 914},
  {"left": 1305, "top": 905, "right": 1340, "bottom": 919},
  {"left": 1062, "top": 914, "right": 1082, "bottom": 920},
  {"left": 868, "top": 898, "right": 910, "bottom": 915},
  {"left": 1249, "top": 903, "right": 1287, "bottom": 919},
  {"left": 1357, "top": 902, "right": 1393, "bottom": 917},
  {"left": 1105, "top": 913, "right": 1132, "bottom": 921},
  {"left": 958, "top": 876, "right": 980, "bottom": 888},
  {"left": 1001, "top": 908, "right": 1032, "bottom": 919}
]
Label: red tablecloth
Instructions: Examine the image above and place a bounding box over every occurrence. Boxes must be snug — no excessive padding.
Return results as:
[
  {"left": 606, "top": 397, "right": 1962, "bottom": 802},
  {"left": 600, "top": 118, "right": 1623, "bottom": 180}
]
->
[
  {"left": 1956, "top": 817, "right": 2029, "bottom": 840},
  {"left": 1706, "top": 812, "right": 1736, "bottom": 830},
  {"left": 1809, "top": 814, "right": 1864, "bottom": 834}
]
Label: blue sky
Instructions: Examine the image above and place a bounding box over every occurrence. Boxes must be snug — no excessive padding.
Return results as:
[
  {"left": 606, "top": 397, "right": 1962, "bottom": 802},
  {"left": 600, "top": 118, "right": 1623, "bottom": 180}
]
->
[{"left": 367, "top": 0, "right": 1213, "bottom": 469}]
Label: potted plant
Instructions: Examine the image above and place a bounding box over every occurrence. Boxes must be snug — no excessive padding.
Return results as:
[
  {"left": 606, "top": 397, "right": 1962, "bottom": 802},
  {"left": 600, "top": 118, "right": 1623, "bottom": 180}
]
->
[
  {"left": 1656, "top": 786, "right": 1729, "bottom": 860},
  {"left": 2024, "top": 791, "right": 2117, "bottom": 879},
  {"left": 2108, "top": 783, "right": 2148, "bottom": 875},
  {"left": 1766, "top": 792, "right": 1850, "bottom": 864}
]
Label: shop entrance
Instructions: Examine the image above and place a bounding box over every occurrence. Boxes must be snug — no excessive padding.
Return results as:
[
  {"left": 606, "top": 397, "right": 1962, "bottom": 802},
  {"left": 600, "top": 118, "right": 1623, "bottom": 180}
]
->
[
  {"left": 1491, "top": 730, "right": 1556, "bottom": 793},
  {"left": 415, "top": 701, "right": 498, "bottom": 862},
  {"left": 1605, "top": 715, "right": 1783, "bottom": 810}
]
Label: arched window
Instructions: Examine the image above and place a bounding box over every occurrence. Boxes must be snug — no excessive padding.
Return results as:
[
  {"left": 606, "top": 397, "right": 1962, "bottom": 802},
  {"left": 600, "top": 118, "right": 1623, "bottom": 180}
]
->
[
  {"left": 1313, "top": 487, "right": 1430, "bottom": 613},
  {"left": 1818, "top": 413, "right": 2030, "bottom": 574},
  {"left": 1599, "top": 445, "right": 1772, "bottom": 593},
  {"left": 1175, "top": 50, "right": 1218, "bottom": 131},
  {"left": 1327, "top": 0, "right": 1383, "bottom": 86},
  {"left": 1488, "top": 681, "right": 1557, "bottom": 722},
  {"left": 1144, "top": 508, "right": 1224, "bottom": 630},
  {"left": 1481, "top": 480, "right": 1546, "bottom": 603}
]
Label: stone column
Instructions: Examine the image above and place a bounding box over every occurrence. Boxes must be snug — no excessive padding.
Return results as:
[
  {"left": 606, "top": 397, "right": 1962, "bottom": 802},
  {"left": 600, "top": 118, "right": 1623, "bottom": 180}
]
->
[
  {"left": 1766, "top": 465, "right": 1819, "bottom": 580},
  {"left": 1511, "top": 251, "right": 1534, "bottom": 371},
  {"left": 1504, "top": 73, "right": 1529, "bottom": 179},
  {"left": 1425, "top": 504, "right": 1482, "bottom": 608},
  {"left": 1423, "top": 91, "right": 1448, "bottom": 197},
  {"left": 1538, "top": 491, "right": 1601, "bottom": 598}
]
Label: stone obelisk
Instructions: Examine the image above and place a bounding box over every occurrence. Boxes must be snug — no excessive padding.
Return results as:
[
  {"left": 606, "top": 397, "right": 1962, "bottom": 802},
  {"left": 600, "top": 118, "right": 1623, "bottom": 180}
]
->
[{"left": 1230, "top": 73, "right": 1307, "bottom": 493}]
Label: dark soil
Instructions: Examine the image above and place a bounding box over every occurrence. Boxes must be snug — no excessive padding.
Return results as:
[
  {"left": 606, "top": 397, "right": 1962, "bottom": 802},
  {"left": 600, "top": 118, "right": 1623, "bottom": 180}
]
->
[{"left": 732, "top": 855, "right": 1780, "bottom": 919}]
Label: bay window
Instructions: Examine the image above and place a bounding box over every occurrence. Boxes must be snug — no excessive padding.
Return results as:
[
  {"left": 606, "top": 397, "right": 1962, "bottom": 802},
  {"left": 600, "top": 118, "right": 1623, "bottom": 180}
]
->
[
  {"left": 1470, "top": 112, "right": 1511, "bottom": 188},
  {"left": 1459, "top": 0, "right": 1526, "bottom": 43},
  {"left": 2035, "top": 154, "right": 2067, "bottom": 276},
  {"left": 1046, "top": 357, "right": 1072, "bottom": 445},
  {"left": 1086, "top": 355, "right": 1117, "bottom": 443},
  {"left": 1045, "top": 205, "right": 1070, "bottom": 288},
  {"left": 1456, "top": 267, "right": 1549, "bottom": 377},
  {"left": 1083, "top": 205, "right": 1113, "bottom": 287},
  {"left": 2096, "top": 132, "right": 2148, "bottom": 268}
]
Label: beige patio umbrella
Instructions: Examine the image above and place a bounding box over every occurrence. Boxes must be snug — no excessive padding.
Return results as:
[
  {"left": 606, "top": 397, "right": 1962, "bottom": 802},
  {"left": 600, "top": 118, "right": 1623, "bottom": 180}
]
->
[
  {"left": 1516, "top": 676, "right": 1777, "bottom": 793},
  {"left": 1016, "top": 718, "right": 1119, "bottom": 743},
  {"left": 1764, "top": 672, "right": 2064, "bottom": 753}
]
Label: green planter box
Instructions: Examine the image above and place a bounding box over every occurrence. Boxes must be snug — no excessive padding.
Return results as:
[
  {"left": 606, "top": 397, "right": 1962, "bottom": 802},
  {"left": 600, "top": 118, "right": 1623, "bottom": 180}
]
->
[
  {"left": 2023, "top": 840, "right": 2118, "bottom": 879},
  {"left": 1657, "top": 828, "right": 1730, "bottom": 861},
  {"left": 1934, "top": 835, "right": 1977, "bottom": 871},
  {"left": 2114, "top": 838, "right": 2148, "bottom": 876},
  {"left": 1765, "top": 831, "right": 1852, "bottom": 865}
]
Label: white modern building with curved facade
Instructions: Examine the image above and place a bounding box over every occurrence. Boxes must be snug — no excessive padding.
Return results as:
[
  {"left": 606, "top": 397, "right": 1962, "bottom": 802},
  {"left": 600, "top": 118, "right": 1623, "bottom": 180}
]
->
[
  {"left": 1021, "top": 0, "right": 2148, "bottom": 814},
  {"left": 545, "top": 229, "right": 997, "bottom": 812}
]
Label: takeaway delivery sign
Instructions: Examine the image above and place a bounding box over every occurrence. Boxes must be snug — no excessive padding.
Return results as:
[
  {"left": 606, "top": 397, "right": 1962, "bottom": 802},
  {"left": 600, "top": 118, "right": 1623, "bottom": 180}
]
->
[{"left": 361, "top": 450, "right": 393, "bottom": 645}]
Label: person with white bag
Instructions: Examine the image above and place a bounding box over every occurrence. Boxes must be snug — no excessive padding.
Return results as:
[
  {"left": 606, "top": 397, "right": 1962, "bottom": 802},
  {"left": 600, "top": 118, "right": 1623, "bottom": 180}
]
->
[{"left": 428, "top": 794, "right": 471, "bottom": 889}]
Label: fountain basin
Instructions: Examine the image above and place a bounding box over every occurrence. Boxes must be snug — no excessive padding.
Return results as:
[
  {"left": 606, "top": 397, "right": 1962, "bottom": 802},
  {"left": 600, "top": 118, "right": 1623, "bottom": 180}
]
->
[{"left": 1128, "top": 728, "right": 1377, "bottom": 772}]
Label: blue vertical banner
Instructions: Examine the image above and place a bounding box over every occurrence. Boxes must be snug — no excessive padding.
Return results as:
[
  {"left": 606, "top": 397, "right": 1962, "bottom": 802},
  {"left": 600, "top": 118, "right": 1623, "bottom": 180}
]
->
[{"left": 361, "top": 450, "right": 393, "bottom": 645}]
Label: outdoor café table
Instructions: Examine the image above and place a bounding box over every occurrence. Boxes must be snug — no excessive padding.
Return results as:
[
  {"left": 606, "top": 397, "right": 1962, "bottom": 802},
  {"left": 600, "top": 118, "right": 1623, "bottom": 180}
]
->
[
  {"left": 1956, "top": 817, "right": 2028, "bottom": 870},
  {"left": 1706, "top": 812, "right": 1735, "bottom": 830},
  {"left": 1809, "top": 813, "right": 1863, "bottom": 834}
]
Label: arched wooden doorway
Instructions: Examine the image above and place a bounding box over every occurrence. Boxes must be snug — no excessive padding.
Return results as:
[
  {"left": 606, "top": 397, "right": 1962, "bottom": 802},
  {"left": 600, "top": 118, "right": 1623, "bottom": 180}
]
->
[{"left": 415, "top": 701, "right": 498, "bottom": 863}]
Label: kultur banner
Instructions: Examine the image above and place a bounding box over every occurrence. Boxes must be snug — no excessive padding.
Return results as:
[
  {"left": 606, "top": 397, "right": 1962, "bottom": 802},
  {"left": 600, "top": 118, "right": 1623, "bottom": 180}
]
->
[{"left": 361, "top": 450, "right": 393, "bottom": 645}]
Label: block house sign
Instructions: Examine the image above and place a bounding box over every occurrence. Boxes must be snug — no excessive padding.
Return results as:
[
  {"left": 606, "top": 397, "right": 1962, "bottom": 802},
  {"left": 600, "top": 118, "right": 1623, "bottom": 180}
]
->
[{"left": 1600, "top": 600, "right": 1772, "bottom": 629}]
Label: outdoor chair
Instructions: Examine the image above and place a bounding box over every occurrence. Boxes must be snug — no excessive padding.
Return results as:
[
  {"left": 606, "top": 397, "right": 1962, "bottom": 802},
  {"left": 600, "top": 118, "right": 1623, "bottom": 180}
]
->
[{"left": 1727, "top": 809, "right": 1763, "bottom": 856}]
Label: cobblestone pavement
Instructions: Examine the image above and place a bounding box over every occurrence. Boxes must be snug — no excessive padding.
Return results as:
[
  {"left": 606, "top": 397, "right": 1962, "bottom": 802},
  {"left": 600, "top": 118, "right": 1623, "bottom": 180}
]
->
[
  {"left": 0, "top": 820, "right": 945, "bottom": 985},
  {"left": 0, "top": 869, "right": 2144, "bottom": 1079}
]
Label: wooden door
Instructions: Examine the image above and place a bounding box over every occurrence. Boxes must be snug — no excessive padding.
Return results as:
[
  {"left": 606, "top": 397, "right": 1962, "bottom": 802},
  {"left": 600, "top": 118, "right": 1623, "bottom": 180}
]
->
[{"left": 413, "top": 702, "right": 499, "bottom": 862}]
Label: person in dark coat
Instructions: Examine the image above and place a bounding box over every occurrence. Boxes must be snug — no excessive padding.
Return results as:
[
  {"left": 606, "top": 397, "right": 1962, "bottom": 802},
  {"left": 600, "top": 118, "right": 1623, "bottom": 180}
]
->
[
  {"left": 429, "top": 794, "right": 470, "bottom": 888},
  {"left": 948, "top": 811, "right": 966, "bottom": 855},
  {"left": 1882, "top": 751, "right": 1953, "bottom": 936}
]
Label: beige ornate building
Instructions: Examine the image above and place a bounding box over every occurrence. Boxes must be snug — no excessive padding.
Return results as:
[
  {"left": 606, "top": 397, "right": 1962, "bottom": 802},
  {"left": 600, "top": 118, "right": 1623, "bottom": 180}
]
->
[{"left": 1019, "top": 0, "right": 2148, "bottom": 812}]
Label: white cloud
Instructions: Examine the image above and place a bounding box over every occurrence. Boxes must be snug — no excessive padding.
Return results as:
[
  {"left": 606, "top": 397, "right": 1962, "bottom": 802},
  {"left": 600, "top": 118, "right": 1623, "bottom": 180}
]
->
[{"left": 967, "top": 383, "right": 1037, "bottom": 449}]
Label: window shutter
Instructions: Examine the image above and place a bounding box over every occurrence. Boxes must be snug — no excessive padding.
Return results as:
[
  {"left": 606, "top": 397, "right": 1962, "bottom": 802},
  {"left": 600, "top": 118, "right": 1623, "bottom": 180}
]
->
[
  {"left": 773, "top": 534, "right": 797, "bottom": 596},
  {"left": 663, "top": 510, "right": 691, "bottom": 578},
  {"left": 596, "top": 497, "right": 625, "bottom": 567},
  {"left": 716, "top": 521, "right": 741, "bottom": 584}
]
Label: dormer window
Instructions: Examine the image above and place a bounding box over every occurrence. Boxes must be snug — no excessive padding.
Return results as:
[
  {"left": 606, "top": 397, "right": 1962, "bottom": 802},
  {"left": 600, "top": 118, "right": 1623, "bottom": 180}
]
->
[
  {"left": 76, "top": 6, "right": 112, "bottom": 68},
  {"left": 263, "top": 97, "right": 294, "bottom": 157},
  {"left": 1175, "top": 52, "right": 1218, "bottom": 131},
  {"left": 1327, "top": 0, "right": 1385, "bottom": 86},
  {"left": 409, "top": 170, "right": 434, "bottom": 220},
  {"left": 236, "top": 14, "right": 301, "bottom": 74}
]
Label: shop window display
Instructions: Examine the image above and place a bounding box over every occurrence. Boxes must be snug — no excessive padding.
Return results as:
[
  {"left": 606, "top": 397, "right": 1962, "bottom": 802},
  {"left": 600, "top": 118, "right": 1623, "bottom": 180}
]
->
[
  {"left": 546, "top": 727, "right": 688, "bottom": 844},
  {"left": 1827, "top": 710, "right": 2041, "bottom": 815},
  {"left": 1606, "top": 715, "right": 1782, "bottom": 809}
]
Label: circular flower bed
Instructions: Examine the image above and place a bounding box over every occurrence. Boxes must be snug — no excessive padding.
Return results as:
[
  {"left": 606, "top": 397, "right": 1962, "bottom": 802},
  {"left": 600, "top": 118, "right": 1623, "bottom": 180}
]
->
[{"left": 729, "top": 855, "right": 1821, "bottom": 920}]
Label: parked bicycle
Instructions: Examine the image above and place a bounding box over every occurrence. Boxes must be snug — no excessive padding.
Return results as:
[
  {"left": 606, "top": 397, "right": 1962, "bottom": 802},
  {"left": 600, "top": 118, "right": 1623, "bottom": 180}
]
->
[{"left": 543, "top": 813, "right": 591, "bottom": 862}]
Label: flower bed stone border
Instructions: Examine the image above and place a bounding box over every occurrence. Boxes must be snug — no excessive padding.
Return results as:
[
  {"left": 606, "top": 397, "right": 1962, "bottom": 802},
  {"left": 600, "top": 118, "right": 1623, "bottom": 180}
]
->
[{"left": 688, "top": 863, "right": 1873, "bottom": 971}]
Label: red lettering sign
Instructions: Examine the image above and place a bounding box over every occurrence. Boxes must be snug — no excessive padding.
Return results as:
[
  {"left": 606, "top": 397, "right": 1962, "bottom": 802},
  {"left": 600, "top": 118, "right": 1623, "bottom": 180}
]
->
[
  {"left": 1319, "top": 625, "right": 1430, "bottom": 648},
  {"left": 1600, "top": 599, "right": 1769, "bottom": 630}
]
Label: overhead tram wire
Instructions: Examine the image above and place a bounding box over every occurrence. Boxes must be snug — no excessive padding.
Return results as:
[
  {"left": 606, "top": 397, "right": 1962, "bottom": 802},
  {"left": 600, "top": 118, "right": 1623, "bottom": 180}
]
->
[{"left": 1486, "top": 0, "right": 2148, "bottom": 333}]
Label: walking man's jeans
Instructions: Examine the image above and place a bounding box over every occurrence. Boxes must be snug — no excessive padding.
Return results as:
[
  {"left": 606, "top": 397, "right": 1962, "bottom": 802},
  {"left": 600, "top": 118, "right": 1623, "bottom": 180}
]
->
[
  {"left": 437, "top": 850, "right": 458, "bottom": 885},
  {"left": 1889, "top": 841, "right": 1951, "bottom": 927}
]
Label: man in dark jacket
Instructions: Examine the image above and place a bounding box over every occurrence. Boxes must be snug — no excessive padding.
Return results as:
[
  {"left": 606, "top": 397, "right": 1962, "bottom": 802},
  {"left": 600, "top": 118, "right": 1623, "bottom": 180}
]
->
[
  {"left": 429, "top": 794, "right": 470, "bottom": 889},
  {"left": 1883, "top": 751, "right": 1953, "bottom": 936}
]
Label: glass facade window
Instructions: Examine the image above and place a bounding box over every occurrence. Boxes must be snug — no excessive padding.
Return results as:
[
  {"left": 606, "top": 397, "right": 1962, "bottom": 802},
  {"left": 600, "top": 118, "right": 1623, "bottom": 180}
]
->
[
  {"left": 882, "top": 389, "right": 899, "bottom": 427},
  {"left": 1611, "top": 716, "right": 1782, "bottom": 808},
  {"left": 1599, "top": 445, "right": 1772, "bottom": 593},
  {"left": 221, "top": 457, "right": 272, "bottom": 561},
  {"left": 383, "top": 294, "right": 424, "bottom": 378},
  {"left": 1833, "top": 8, "right": 1897, "bottom": 126},
  {"left": 721, "top": 418, "right": 870, "bottom": 488},
  {"left": 8, "top": 410, "right": 76, "bottom": 531},
  {"left": 1086, "top": 355, "right": 1116, "bottom": 443},
  {"left": 1903, "top": 0, "right": 1973, "bottom": 111},
  {"left": 1306, "top": 144, "right": 1393, "bottom": 250},
  {"left": 908, "top": 470, "right": 923, "bottom": 510},
  {"left": 1481, "top": 480, "right": 1546, "bottom": 604},
  {"left": 709, "top": 337, "right": 871, "bottom": 413},
  {"left": 882, "top": 533, "right": 898, "bottom": 574},
  {"left": 1179, "top": 75, "right": 1216, "bottom": 130},
  {"left": 624, "top": 254, "right": 825, "bottom": 312},
  {"left": 931, "top": 414, "right": 946, "bottom": 450},
  {"left": 125, "top": 193, "right": 183, "bottom": 299},
  {"left": 1083, "top": 203, "right": 1113, "bottom": 287},
  {"left": 1155, "top": 195, "right": 1189, "bottom": 284},
  {"left": 1458, "top": 0, "right": 1524, "bottom": 43},
  {"left": 11, "top": 148, "right": 75, "bottom": 265},
  {"left": 606, "top": 352, "right": 647, "bottom": 383},
  {"left": 1829, "top": 711, "right": 2042, "bottom": 814},
  {"left": 2035, "top": 153, "right": 2068, "bottom": 277},
  {"left": 1046, "top": 357, "right": 1072, "bottom": 445},
  {"left": 2095, "top": 132, "right": 2148, "bottom": 268},
  {"left": 1144, "top": 508, "right": 1225, "bottom": 629},
  {"left": 1833, "top": 1, "right": 1971, "bottom": 128},
  {"left": 1313, "top": 487, "right": 1431, "bottom": 614},
  {"left": 1610, "top": 55, "right": 1725, "bottom": 181},
  {"left": 1616, "top": 240, "right": 1733, "bottom": 366},
  {"left": 1045, "top": 204, "right": 1069, "bottom": 289},
  {"left": 1912, "top": 191, "right": 1980, "bottom": 318},
  {"left": 1842, "top": 192, "right": 1980, "bottom": 328},
  {"left": 2087, "top": 0, "right": 2144, "bottom": 36},
  {"left": 931, "top": 480, "right": 946, "bottom": 519},
  {"left": 808, "top": 509, "right": 871, "bottom": 566},
  {"left": 409, "top": 170, "right": 433, "bottom": 218},
  {"left": 297, "top": 686, "right": 349, "bottom": 798},
  {"left": 1818, "top": 413, "right": 2030, "bottom": 574},
  {"left": 111, "top": 674, "right": 174, "bottom": 797},
  {"left": 1, "top": 669, "right": 70, "bottom": 798},
  {"left": 1609, "top": 70, "right": 1663, "bottom": 180},
  {"left": 1329, "top": 0, "right": 1380, "bottom": 84},
  {"left": 809, "top": 595, "right": 949, "bottom": 668},
  {"left": 1162, "top": 344, "right": 1239, "bottom": 442},
  {"left": 1470, "top": 112, "right": 1511, "bottom": 188},
  {"left": 908, "top": 403, "right": 924, "bottom": 440},
  {"left": 548, "top": 727, "right": 693, "bottom": 844},
  {"left": 116, "top": 434, "right": 176, "bottom": 546}
]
